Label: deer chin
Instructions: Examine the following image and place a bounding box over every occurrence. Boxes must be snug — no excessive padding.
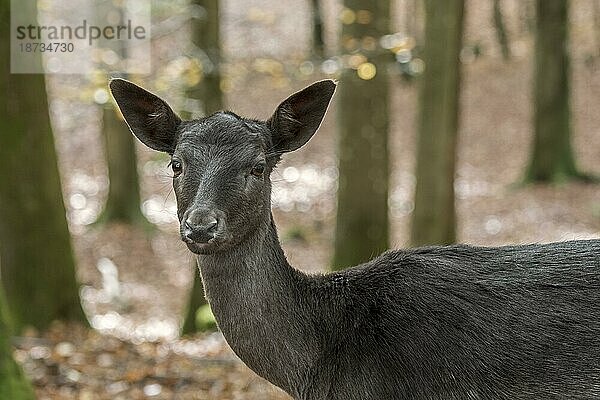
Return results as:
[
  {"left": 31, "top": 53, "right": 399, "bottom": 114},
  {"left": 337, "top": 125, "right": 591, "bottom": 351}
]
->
[
  {"left": 185, "top": 243, "right": 207, "bottom": 254},
  {"left": 184, "top": 234, "right": 233, "bottom": 255},
  {"left": 185, "top": 239, "right": 220, "bottom": 255}
]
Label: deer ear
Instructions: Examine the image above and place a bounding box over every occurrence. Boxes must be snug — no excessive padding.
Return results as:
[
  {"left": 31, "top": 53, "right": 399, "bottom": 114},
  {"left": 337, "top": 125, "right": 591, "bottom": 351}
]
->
[
  {"left": 268, "top": 80, "right": 336, "bottom": 153},
  {"left": 109, "top": 78, "right": 181, "bottom": 154}
]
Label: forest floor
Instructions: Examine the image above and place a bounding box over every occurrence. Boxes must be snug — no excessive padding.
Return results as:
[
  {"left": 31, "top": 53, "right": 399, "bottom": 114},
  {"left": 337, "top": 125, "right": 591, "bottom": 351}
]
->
[{"left": 15, "top": 0, "right": 600, "bottom": 399}]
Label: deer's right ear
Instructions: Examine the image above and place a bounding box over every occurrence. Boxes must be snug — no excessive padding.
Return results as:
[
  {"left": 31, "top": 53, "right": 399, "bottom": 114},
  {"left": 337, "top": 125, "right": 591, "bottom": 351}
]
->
[{"left": 109, "top": 78, "right": 181, "bottom": 154}]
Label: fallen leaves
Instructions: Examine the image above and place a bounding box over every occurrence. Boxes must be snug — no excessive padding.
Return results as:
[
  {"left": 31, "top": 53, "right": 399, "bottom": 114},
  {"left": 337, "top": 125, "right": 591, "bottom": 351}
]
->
[{"left": 14, "top": 322, "right": 290, "bottom": 400}]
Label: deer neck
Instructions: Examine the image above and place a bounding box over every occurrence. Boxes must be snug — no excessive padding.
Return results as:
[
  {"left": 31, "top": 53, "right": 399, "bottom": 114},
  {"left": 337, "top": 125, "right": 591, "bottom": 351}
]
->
[{"left": 196, "top": 213, "right": 320, "bottom": 393}]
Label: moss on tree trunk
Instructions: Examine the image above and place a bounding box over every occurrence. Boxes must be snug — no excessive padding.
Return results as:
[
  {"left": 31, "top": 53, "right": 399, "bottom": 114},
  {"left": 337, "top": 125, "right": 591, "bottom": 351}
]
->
[
  {"left": 332, "top": 0, "right": 390, "bottom": 270},
  {"left": 410, "top": 0, "right": 464, "bottom": 247},
  {"left": 0, "top": 0, "right": 87, "bottom": 332}
]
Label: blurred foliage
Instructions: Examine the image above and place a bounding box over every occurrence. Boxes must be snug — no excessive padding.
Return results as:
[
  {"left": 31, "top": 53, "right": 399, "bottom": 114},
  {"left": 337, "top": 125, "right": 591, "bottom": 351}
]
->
[
  {"left": 283, "top": 226, "right": 309, "bottom": 243},
  {"left": 52, "top": 1, "right": 429, "bottom": 112},
  {"left": 195, "top": 304, "right": 217, "bottom": 332},
  {"left": 181, "top": 260, "right": 208, "bottom": 336}
]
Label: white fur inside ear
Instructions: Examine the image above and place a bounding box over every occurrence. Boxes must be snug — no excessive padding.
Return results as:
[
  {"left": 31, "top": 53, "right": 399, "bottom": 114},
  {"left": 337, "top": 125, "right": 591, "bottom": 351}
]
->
[
  {"left": 279, "top": 104, "right": 301, "bottom": 126},
  {"left": 148, "top": 111, "right": 164, "bottom": 119}
]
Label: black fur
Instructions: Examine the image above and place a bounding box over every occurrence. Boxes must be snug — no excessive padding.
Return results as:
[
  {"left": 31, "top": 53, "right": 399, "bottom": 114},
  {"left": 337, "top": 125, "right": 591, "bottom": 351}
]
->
[{"left": 110, "top": 78, "right": 600, "bottom": 400}]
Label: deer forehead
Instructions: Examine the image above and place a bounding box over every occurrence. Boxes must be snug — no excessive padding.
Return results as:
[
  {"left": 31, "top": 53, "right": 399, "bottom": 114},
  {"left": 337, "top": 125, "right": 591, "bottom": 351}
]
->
[{"left": 175, "top": 115, "right": 268, "bottom": 165}]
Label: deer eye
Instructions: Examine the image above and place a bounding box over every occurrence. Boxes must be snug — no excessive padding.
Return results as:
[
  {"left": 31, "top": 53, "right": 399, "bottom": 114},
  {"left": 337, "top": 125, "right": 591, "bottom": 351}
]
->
[
  {"left": 250, "top": 163, "right": 265, "bottom": 177},
  {"left": 171, "top": 160, "right": 183, "bottom": 177}
]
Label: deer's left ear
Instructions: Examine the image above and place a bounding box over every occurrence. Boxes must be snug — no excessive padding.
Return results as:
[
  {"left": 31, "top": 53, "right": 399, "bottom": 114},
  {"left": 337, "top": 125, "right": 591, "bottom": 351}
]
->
[{"left": 268, "top": 80, "right": 336, "bottom": 153}]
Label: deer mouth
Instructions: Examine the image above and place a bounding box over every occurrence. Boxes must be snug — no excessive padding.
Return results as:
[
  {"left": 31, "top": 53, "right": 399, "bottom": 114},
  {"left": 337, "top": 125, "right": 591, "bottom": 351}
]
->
[
  {"left": 185, "top": 238, "right": 220, "bottom": 254},
  {"left": 182, "top": 232, "right": 233, "bottom": 255}
]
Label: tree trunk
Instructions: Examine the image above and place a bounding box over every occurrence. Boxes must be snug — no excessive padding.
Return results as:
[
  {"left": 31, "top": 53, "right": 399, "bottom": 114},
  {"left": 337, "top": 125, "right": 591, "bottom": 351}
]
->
[
  {"left": 493, "top": 0, "right": 511, "bottom": 60},
  {"left": 181, "top": 0, "right": 222, "bottom": 334},
  {"left": 0, "top": 0, "right": 87, "bottom": 332},
  {"left": 183, "top": 0, "right": 223, "bottom": 118},
  {"left": 96, "top": 3, "right": 147, "bottom": 225},
  {"left": 525, "top": 0, "right": 582, "bottom": 182},
  {"left": 518, "top": 0, "right": 535, "bottom": 36},
  {"left": 181, "top": 260, "right": 208, "bottom": 335},
  {"left": 0, "top": 285, "right": 35, "bottom": 400},
  {"left": 332, "top": 0, "right": 390, "bottom": 270},
  {"left": 411, "top": 0, "right": 464, "bottom": 247},
  {"left": 97, "top": 105, "right": 146, "bottom": 224},
  {"left": 311, "top": 0, "right": 326, "bottom": 59},
  {"left": 405, "top": 0, "right": 423, "bottom": 45}
]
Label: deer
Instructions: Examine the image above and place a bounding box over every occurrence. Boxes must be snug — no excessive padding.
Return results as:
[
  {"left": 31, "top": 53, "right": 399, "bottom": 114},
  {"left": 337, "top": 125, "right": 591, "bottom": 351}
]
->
[{"left": 109, "top": 78, "right": 600, "bottom": 400}]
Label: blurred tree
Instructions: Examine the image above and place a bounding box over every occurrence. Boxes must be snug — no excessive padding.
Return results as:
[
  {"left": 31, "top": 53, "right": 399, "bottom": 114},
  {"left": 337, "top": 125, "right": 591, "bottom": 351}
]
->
[
  {"left": 525, "top": 0, "right": 585, "bottom": 182},
  {"left": 181, "top": 260, "right": 217, "bottom": 334},
  {"left": 181, "top": 0, "right": 224, "bottom": 333},
  {"left": 492, "top": 0, "right": 511, "bottom": 60},
  {"left": 404, "top": 0, "right": 415, "bottom": 37},
  {"left": 411, "top": 0, "right": 464, "bottom": 247},
  {"left": 98, "top": 103, "right": 147, "bottom": 225},
  {"left": 332, "top": 0, "right": 390, "bottom": 269},
  {"left": 311, "top": 0, "right": 326, "bottom": 58},
  {"left": 0, "top": 0, "right": 87, "bottom": 331},
  {"left": 0, "top": 284, "right": 34, "bottom": 400},
  {"left": 181, "top": 260, "right": 205, "bottom": 335},
  {"left": 96, "top": 4, "right": 147, "bottom": 226},
  {"left": 182, "top": 0, "right": 223, "bottom": 119},
  {"left": 518, "top": 0, "right": 535, "bottom": 35},
  {"left": 404, "top": 0, "right": 424, "bottom": 46}
]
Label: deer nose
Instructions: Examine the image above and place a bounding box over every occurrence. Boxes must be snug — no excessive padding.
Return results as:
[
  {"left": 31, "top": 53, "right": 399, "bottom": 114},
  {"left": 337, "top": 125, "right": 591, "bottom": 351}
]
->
[{"left": 182, "top": 208, "right": 219, "bottom": 243}]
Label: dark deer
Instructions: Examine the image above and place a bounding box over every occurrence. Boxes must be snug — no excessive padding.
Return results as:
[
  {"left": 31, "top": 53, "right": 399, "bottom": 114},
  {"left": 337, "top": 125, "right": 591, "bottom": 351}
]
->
[{"left": 110, "top": 78, "right": 600, "bottom": 400}]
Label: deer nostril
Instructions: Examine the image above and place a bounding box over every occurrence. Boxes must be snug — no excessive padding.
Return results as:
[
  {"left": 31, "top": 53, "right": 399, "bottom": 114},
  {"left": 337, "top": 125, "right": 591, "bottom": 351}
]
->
[
  {"left": 183, "top": 214, "right": 220, "bottom": 244},
  {"left": 206, "top": 218, "right": 218, "bottom": 232}
]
